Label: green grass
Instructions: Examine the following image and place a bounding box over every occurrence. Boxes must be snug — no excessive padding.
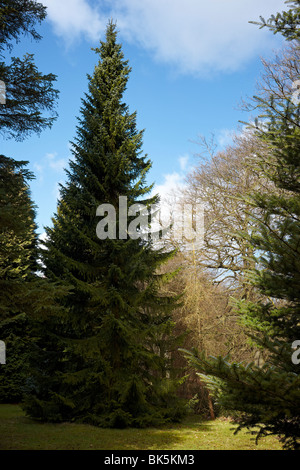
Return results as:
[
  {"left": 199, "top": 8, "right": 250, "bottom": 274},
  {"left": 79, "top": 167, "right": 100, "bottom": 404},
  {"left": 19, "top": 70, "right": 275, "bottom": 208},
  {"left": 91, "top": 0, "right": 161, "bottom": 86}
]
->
[{"left": 0, "top": 404, "right": 282, "bottom": 450}]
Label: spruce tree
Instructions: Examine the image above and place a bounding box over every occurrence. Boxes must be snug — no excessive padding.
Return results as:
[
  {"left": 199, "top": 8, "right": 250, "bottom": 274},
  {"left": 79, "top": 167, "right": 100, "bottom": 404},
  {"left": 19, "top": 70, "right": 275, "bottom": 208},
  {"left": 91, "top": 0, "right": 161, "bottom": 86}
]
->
[
  {"left": 0, "top": 1, "right": 59, "bottom": 401},
  {"left": 0, "top": 155, "right": 38, "bottom": 401},
  {"left": 0, "top": 155, "right": 70, "bottom": 402},
  {"left": 181, "top": 1, "right": 300, "bottom": 450},
  {"left": 23, "top": 22, "right": 184, "bottom": 428}
]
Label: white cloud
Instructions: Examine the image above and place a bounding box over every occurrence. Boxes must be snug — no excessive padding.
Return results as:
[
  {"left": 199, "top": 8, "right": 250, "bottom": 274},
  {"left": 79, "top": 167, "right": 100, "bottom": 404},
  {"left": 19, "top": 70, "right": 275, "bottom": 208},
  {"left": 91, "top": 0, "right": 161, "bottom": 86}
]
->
[
  {"left": 42, "top": 0, "right": 106, "bottom": 43},
  {"left": 33, "top": 162, "right": 44, "bottom": 183},
  {"left": 178, "top": 154, "right": 189, "bottom": 171},
  {"left": 217, "top": 128, "right": 237, "bottom": 149},
  {"left": 46, "top": 152, "right": 68, "bottom": 173},
  {"left": 43, "top": 0, "right": 286, "bottom": 74},
  {"left": 39, "top": 231, "right": 48, "bottom": 243},
  {"left": 152, "top": 172, "right": 186, "bottom": 205},
  {"left": 32, "top": 151, "right": 69, "bottom": 190},
  {"left": 115, "top": 0, "right": 286, "bottom": 75},
  {"left": 149, "top": 172, "right": 185, "bottom": 239},
  {"left": 152, "top": 152, "right": 194, "bottom": 203}
]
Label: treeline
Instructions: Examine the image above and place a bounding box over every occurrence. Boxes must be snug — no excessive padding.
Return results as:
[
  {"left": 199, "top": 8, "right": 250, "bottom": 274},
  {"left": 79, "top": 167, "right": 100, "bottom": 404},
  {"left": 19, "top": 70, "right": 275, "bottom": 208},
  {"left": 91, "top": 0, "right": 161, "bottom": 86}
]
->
[{"left": 0, "top": 0, "right": 299, "bottom": 450}]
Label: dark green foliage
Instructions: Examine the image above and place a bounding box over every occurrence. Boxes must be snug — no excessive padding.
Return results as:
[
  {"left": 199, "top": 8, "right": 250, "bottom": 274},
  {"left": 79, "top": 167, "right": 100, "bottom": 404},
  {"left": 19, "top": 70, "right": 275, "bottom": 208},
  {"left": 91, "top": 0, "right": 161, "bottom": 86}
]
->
[
  {"left": 181, "top": 2, "right": 300, "bottom": 450},
  {"left": 23, "top": 22, "right": 185, "bottom": 427},
  {"left": 0, "top": 155, "right": 38, "bottom": 402},
  {"left": 0, "top": 313, "right": 29, "bottom": 402},
  {"left": 0, "top": 156, "right": 66, "bottom": 402},
  {"left": 0, "top": 1, "right": 59, "bottom": 400},
  {"left": 0, "top": 0, "right": 59, "bottom": 140},
  {"left": 250, "top": 0, "right": 300, "bottom": 41},
  {"left": 0, "top": 155, "right": 38, "bottom": 287},
  {"left": 0, "top": 0, "right": 46, "bottom": 50},
  {"left": 0, "top": 54, "right": 59, "bottom": 140},
  {"left": 180, "top": 348, "right": 300, "bottom": 449}
]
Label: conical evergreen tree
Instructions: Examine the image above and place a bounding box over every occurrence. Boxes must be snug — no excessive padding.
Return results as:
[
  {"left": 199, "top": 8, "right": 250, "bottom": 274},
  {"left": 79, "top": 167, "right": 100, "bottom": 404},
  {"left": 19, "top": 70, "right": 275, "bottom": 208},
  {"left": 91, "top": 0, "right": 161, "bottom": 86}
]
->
[
  {"left": 181, "top": 2, "right": 300, "bottom": 450},
  {"left": 23, "top": 22, "right": 184, "bottom": 428},
  {"left": 0, "top": 1, "right": 59, "bottom": 402},
  {"left": 0, "top": 155, "right": 38, "bottom": 401}
]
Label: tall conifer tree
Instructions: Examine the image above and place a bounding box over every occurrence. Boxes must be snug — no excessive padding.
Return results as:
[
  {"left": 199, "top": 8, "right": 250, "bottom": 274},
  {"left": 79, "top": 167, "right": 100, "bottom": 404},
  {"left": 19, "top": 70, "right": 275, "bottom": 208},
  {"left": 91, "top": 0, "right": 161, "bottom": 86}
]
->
[
  {"left": 0, "top": 155, "right": 38, "bottom": 401},
  {"left": 24, "top": 22, "right": 183, "bottom": 428},
  {"left": 0, "top": 1, "right": 59, "bottom": 401}
]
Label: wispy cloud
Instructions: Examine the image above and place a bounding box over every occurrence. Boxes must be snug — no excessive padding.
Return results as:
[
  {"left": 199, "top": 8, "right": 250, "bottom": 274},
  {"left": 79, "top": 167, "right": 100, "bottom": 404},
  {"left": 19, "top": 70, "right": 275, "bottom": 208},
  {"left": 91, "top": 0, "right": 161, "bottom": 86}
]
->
[
  {"left": 33, "top": 151, "right": 69, "bottom": 187},
  {"left": 154, "top": 172, "right": 186, "bottom": 201},
  {"left": 115, "top": 0, "right": 286, "bottom": 76},
  {"left": 46, "top": 152, "right": 68, "bottom": 173},
  {"left": 43, "top": 0, "right": 286, "bottom": 75},
  {"left": 33, "top": 162, "right": 44, "bottom": 183},
  {"left": 42, "top": 0, "right": 105, "bottom": 44},
  {"left": 178, "top": 154, "right": 189, "bottom": 172},
  {"left": 217, "top": 129, "right": 237, "bottom": 149}
]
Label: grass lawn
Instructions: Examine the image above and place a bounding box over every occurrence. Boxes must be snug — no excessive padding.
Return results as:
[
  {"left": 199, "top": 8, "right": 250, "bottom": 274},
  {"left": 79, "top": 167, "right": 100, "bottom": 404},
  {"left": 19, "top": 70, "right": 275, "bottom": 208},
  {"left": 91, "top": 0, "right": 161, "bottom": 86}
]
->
[{"left": 0, "top": 404, "right": 282, "bottom": 450}]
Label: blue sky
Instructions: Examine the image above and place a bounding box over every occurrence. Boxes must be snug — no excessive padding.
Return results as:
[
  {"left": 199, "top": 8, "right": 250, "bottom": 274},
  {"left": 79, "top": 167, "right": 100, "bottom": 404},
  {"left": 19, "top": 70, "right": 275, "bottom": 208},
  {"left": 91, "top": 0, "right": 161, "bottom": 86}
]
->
[{"left": 1, "top": 0, "right": 286, "bottom": 236}]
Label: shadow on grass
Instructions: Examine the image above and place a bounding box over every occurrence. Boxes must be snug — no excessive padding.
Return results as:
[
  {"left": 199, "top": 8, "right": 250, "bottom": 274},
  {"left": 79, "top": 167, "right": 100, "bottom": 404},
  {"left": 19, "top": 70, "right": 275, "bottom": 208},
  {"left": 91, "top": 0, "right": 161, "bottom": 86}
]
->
[
  {"left": 0, "top": 405, "right": 216, "bottom": 450},
  {"left": 112, "top": 419, "right": 214, "bottom": 451}
]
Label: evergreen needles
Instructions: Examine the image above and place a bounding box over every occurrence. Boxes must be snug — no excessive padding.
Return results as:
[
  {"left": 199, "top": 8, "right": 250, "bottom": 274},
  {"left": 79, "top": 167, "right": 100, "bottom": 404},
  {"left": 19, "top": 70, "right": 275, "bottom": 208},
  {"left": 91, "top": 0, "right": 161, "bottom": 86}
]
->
[{"left": 23, "top": 22, "right": 185, "bottom": 428}]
